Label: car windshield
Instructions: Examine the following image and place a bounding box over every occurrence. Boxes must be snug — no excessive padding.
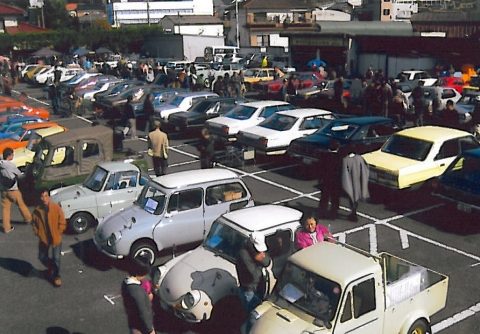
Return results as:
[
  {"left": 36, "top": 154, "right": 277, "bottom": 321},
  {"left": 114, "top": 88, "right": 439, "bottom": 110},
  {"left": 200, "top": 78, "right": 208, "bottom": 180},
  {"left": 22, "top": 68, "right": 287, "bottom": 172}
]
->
[
  {"left": 273, "top": 262, "right": 341, "bottom": 323},
  {"left": 260, "top": 114, "right": 297, "bottom": 131},
  {"left": 83, "top": 166, "right": 108, "bottom": 192},
  {"left": 136, "top": 182, "right": 166, "bottom": 215},
  {"left": 225, "top": 105, "right": 257, "bottom": 120},
  {"left": 244, "top": 69, "right": 258, "bottom": 77},
  {"left": 382, "top": 134, "right": 432, "bottom": 161},
  {"left": 169, "top": 96, "right": 186, "bottom": 107},
  {"left": 203, "top": 219, "right": 247, "bottom": 261},
  {"left": 11, "top": 126, "right": 26, "bottom": 140},
  {"left": 111, "top": 83, "right": 129, "bottom": 95},
  {"left": 318, "top": 122, "right": 358, "bottom": 140}
]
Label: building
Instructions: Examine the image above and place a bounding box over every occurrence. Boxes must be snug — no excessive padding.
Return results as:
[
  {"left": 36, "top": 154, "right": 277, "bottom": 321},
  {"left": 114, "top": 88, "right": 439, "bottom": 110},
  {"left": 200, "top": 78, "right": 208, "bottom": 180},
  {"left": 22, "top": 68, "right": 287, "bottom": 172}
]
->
[
  {"left": 0, "top": 3, "right": 46, "bottom": 34},
  {"left": 159, "top": 14, "right": 224, "bottom": 37},
  {"left": 106, "top": 0, "right": 214, "bottom": 26}
]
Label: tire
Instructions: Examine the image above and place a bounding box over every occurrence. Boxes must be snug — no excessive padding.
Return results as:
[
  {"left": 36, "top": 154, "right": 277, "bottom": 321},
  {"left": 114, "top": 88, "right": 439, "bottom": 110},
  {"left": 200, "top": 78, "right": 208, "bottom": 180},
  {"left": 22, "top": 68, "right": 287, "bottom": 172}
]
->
[
  {"left": 408, "top": 319, "right": 430, "bottom": 334},
  {"left": 204, "top": 78, "right": 211, "bottom": 89},
  {"left": 69, "top": 212, "right": 94, "bottom": 234},
  {"left": 130, "top": 240, "right": 157, "bottom": 265}
]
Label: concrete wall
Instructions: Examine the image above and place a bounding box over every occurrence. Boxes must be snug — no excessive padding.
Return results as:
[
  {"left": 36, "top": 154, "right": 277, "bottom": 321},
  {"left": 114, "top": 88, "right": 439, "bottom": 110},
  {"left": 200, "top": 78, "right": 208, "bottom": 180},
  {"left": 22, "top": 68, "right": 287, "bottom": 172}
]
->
[{"left": 358, "top": 53, "right": 436, "bottom": 78}]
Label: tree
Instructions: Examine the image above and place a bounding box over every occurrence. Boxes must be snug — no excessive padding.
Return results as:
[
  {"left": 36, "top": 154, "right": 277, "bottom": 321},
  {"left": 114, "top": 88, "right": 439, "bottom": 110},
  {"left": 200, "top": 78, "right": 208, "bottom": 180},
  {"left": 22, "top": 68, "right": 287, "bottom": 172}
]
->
[{"left": 44, "top": 0, "right": 71, "bottom": 29}]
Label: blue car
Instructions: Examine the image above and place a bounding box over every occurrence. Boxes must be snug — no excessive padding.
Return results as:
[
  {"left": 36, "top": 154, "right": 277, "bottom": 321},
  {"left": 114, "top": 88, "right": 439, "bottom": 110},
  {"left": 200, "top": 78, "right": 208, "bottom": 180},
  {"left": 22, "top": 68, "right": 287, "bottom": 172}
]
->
[{"left": 0, "top": 116, "right": 44, "bottom": 139}]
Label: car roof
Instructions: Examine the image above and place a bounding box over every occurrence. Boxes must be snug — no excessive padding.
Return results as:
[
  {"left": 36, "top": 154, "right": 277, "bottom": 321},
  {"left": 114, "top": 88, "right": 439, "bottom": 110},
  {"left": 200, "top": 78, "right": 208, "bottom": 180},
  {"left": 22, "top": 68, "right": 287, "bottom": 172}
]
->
[
  {"left": 176, "top": 92, "right": 219, "bottom": 98},
  {"left": 154, "top": 168, "right": 240, "bottom": 189},
  {"left": 22, "top": 121, "right": 58, "bottom": 130},
  {"left": 277, "top": 108, "right": 332, "bottom": 118},
  {"left": 240, "top": 100, "right": 291, "bottom": 108},
  {"left": 395, "top": 126, "right": 472, "bottom": 142},
  {"left": 223, "top": 205, "right": 302, "bottom": 232},
  {"left": 34, "top": 125, "right": 66, "bottom": 136},
  {"left": 98, "top": 161, "right": 139, "bottom": 173},
  {"left": 331, "top": 116, "right": 392, "bottom": 126},
  {"left": 289, "top": 242, "right": 380, "bottom": 287}
]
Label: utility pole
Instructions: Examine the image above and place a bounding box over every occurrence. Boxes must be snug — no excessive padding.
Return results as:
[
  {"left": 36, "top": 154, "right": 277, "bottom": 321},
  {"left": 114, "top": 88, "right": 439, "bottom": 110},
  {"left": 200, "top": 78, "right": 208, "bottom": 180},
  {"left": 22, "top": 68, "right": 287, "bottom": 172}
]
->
[
  {"left": 235, "top": 0, "right": 240, "bottom": 47},
  {"left": 147, "top": 0, "right": 150, "bottom": 26}
]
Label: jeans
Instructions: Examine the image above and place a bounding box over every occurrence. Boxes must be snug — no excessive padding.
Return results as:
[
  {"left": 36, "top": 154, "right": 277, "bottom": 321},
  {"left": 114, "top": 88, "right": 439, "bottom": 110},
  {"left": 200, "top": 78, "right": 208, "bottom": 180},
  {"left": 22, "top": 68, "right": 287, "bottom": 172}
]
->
[
  {"left": 39, "top": 242, "right": 62, "bottom": 278},
  {"left": 2, "top": 190, "right": 32, "bottom": 232}
]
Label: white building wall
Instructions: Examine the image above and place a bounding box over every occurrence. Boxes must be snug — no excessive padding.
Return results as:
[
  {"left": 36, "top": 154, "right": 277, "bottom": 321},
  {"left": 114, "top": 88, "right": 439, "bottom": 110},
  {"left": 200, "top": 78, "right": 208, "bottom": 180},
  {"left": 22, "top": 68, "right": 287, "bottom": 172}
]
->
[
  {"left": 269, "top": 34, "right": 289, "bottom": 48},
  {"left": 112, "top": 0, "right": 213, "bottom": 25},
  {"left": 313, "top": 10, "right": 351, "bottom": 21},
  {"left": 4, "top": 18, "right": 18, "bottom": 27},
  {"left": 174, "top": 24, "right": 223, "bottom": 37}
]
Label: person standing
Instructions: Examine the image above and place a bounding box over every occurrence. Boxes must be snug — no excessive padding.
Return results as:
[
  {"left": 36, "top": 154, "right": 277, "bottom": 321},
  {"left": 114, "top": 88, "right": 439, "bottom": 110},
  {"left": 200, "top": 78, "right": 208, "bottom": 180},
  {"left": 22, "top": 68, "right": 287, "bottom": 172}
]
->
[
  {"left": 236, "top": 232, "right": 271, "bottom": 323},
  {"left": 341, "top": 148, "right": 370, "bottom": 222},
  {"left": 31, "top": 189, "right": 66, "bottom": 287},
  {"left": 121, "top": 260, "right": 156, "bottom": 334},
  {"left": 318, "top": 140, "right": 344, "bottom": 220},
  {"left": 198, "top": 128, "right": 215, "bottom": 169},
  {"left": 148, "top": 120, "right": 169, "bottom": 176},
  {"left": 440, "top": 99, "right": 460, "bottom": 129},
  {"left": 1, "top": 148, "right": 32, "bottom": 233},
  {"left": 412, "top": 81, "right": 426, "bottom": 126},
  {"left": 143, "top": 93, "right": 155, "bottom": 135},
  {"left": 124, "top": 95, "right": 137, "bottom": 139},
  {"left": 145, "top": 67, "right": 155, "bottom": 84},
  {"left": 295, "top": 215, "right": 333, "bottom": 250}
]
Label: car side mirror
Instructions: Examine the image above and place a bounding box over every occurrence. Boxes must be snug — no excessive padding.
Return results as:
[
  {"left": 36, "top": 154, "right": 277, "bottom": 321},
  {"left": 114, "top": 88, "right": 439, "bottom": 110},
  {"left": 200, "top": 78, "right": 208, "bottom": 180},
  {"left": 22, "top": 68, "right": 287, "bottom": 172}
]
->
[{"left": 165, "top": 210, "right": 178, "bottom": 218}]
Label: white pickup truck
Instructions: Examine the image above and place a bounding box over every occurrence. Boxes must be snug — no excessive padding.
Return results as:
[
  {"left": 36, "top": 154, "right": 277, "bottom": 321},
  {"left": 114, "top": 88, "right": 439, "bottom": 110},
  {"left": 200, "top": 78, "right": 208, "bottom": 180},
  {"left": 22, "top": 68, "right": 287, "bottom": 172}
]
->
[{"left": 250, "top": 242, "right": 448, "bottom": 334}]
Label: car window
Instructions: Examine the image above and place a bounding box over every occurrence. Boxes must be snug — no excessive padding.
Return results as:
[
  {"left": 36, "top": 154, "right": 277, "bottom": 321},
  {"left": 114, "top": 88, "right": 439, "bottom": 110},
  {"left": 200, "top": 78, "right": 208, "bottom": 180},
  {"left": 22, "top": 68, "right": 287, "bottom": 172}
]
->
[
  {"left": 436, "top": 139, "right": 460, "bottom": 160},
  {"left": 82, "top": 142, "right": 100, "bottom": 158},
  {"left": 441, "top": 89, "right": 456, "bottom": 99},
  {"left": 205, "top": 182, "right": 247, "bottom": 206},
  {"left": 382, "top": 135, "right": 432, "bottom": 161},
  {"left": 460, "top": 136, "right": 479, "bottom": 151},
  {"left": 260, "top": 106, "right": 279, "bottom": 118},
  {"left": 299, "top": 115, "right": 330, "bottom": 130},
  {"left": 105, "top": 170, "right": 138, "bottom": 190},
  {"left": 366, "top": 123, "right": 396, "bottom": 138},
  {"left": 53, "top": 145, "right": 75, "bottom": 167},
  {"left": 353, "top": 278, "right": 376, "bottom": 318},
  {"left": 167, "top": 188, "right": 203, "bottom": 212}
]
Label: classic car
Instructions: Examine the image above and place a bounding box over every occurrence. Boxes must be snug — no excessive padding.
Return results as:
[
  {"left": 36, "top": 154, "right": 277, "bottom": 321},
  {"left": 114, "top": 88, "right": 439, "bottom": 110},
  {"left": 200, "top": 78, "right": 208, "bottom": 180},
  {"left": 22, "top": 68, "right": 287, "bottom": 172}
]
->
[
  {"left": 455, "top": 91, "right": 480, "bottom": 124},
  {"left": 206, "top": 100, "right": 294, "bottom": 142},
  {"left": 156, "top": 205, "right": 302, "bottom": 323},
  {"left": 0, "top": 116, "right": 45, "bottom": 139},
  {"left": 433, "top": 148, "right": 480, "bottom": 214},
  {"left": 93, "top": 84, "right": 149, "bottom": 119},
  {"left": 50, "top": 162, "right": 149, "bottom": 234},
  {"left": 94, "top": 168, "right": 253, "bottom": 264},
  {"left": 168, "top": 97, "right": 238, "bottom": 132},
  {"left": 237, "top": 108, "right": 335, "bottom": 156},
  {"left": 79, "top": 77, "right": 123, "bottom": 101},
  {"left": 438, "top": 76, "right": 465, "bottom": 94},
  {"left": 296, "top": 79, "right": 351, "bottom": 101},
  {"left": 395, "top": 70, "right": 437, "bottom": 86},
  {"left": 407, "top": 86, "right": 461, "bottom": 114},
  {"left": 363, "top": 126, "right": 479, "bottom": 190},
  {"left": 0, "top": 121, "right": 63, "bottom": 155},
  {"left": 154, "top": 91, "right": 219, "bottom": 123},
  {"left": 289, "top": 116, "right": 400, "bottom": 165},
  {"left": 243, "top": 68, "right": 276, "bottom": 91},
  {"left": 0, "top": 103, "right": 50, "bottom": 122},
  {"left": 12, "top": 125, "right": 67, "bottom": 169},
  {"left": 253, "top": 72, "right": 325, "bottom": 98}
]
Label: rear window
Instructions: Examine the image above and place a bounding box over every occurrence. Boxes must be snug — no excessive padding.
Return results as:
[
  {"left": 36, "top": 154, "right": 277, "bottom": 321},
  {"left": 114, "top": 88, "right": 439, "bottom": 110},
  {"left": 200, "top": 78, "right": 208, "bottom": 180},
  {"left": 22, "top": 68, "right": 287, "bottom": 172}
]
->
[{"left": 382, "top": 135, "right": 432, "bottom": 161}]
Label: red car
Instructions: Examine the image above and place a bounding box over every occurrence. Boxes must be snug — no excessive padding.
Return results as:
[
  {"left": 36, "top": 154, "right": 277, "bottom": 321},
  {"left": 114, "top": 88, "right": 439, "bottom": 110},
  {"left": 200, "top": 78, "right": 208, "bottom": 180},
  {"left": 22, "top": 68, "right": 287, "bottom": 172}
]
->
[
  {"left": 254, "top": 72, "right": 326, "bottom": 97},
  {"left": 438, "top": 76, "right": 465, "bottom": 94}
]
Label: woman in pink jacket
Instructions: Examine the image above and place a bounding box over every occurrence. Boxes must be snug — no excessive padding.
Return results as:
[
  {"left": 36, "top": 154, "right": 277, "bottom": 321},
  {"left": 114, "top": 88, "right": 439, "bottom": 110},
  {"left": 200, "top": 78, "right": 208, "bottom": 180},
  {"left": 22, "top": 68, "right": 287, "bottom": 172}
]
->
[{"left": 295, "top": 215, "right": 333, "bottom": 250}]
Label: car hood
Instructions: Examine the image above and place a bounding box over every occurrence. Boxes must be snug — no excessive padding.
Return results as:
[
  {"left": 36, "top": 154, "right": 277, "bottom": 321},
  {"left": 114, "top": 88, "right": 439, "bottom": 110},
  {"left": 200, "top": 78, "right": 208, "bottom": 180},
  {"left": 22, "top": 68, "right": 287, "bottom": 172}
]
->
[
  {"left": 363, "top": 150, "right": 418, "bottom": 172},
  {"left": 241, "top": 126, "right": 283, "bottom": 140},
  {"left": 97, "top": 205, "right": 147, "bottom": 236},
  {"left": 208, "top": 116, "right": 251, "bottom": 133},
  {"left": 155, "top": 104, "right": 178, "bottom": 112},
  {"left": 50, "top": 184, "right": 93, "bottom": 203},
  {"left": 0, "top": 132, "right": 13, "bottom": 139},
  {"left": 160, "top": 247, "right": 236, "bottom": 303}
]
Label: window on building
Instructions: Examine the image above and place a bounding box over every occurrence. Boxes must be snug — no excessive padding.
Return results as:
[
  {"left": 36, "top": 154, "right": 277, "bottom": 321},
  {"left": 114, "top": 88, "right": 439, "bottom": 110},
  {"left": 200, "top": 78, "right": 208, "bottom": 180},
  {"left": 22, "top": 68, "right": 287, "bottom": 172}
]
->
[
  {"left": 256, "top": 34, "right": 269, "bottom": 47},
  {"left": 383, "top": 9, "right": 391, "bottom": 15}
]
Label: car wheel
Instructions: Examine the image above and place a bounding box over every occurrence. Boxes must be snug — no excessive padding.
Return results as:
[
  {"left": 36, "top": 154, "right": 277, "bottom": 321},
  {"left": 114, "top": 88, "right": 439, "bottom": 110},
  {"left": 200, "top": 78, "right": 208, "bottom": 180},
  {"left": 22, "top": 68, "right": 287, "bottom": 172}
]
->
[
  {"left": 130, "top": 240, "right": 157, "bottom": 265},
  {"left": 204, "top": 78, "right": 210, "bottom": 89},
  {"left": 408, "top": 319, "right": 430, "bottom": 334},
  {"left": 70, "top": 212, "right": 94, "bottom": 234}
]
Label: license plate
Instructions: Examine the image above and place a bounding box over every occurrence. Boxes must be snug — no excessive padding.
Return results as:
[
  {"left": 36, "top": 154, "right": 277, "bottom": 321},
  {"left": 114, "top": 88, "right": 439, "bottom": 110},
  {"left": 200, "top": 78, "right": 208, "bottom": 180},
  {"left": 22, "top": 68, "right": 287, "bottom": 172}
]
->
[{"left": 457, "top": 203, "right": 472, "bottom": 213}]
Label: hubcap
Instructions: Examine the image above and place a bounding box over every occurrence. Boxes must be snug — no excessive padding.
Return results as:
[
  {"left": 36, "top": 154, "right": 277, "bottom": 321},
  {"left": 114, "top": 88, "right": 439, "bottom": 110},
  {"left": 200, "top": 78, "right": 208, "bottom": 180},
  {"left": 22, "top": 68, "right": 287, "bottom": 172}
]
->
[
  {"left": 135, "top": 248, "right": 154, "bottom": 264},
  {"left": 74, "top": 217, "right": 88, "bottom": 232}
]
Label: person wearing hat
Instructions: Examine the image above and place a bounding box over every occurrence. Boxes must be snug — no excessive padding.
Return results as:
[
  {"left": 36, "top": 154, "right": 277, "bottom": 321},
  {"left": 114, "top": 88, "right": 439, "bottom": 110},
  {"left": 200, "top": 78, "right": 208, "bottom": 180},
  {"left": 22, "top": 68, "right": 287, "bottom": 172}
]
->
[{"left": 235, "top": 231, "right": 271, "bottom": 318}]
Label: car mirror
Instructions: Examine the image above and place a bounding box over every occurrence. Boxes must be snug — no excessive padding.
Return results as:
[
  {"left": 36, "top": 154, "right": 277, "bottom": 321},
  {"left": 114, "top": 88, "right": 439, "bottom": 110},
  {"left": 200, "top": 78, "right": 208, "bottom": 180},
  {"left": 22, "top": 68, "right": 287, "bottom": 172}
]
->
[{"left": 165, "top": 210, "right": 178, "bottom": 218}]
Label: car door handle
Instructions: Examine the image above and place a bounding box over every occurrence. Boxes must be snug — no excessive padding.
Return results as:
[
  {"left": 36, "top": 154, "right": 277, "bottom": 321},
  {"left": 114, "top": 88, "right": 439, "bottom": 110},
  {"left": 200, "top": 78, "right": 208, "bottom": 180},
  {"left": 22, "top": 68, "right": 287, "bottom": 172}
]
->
[
  {"left": 127, "top": 190, "right": 134, "bottom": 193},
  {"left": 440, "top": 163, "right": 445, "bottom": 167}
]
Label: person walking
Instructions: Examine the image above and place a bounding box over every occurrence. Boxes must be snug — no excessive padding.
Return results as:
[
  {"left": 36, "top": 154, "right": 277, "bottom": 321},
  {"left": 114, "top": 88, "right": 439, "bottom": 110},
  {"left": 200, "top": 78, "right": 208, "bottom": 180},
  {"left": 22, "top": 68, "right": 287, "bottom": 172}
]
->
[
  {"left": 124, "top": 95, "right": 137, "bottom": 139},
  {"left": 341, "top": 148, "right": 370, "bottom": 222},
  {"left": 143, "top": 93, "right": 155, "bottom": 135},
  {"left": 31, "top": 189, "right": 66, "bottom": 287},
  {"left": 148, "top": 120, "right": 169, "bottom": 176},
  {"left": 412, "top": 81, "right": 426, "bottom": 126},
  {"left": 1, "top": 148, "right": 32, "bottom": 234},
  {"left": 198, "top": 128, "right": 215, "bottom": 169},
  {"left": 121, "top": 260, "right": 156, "bottom": 334},
  {"left": 318, "top": 139, "right": 344, "bottom": 220}
]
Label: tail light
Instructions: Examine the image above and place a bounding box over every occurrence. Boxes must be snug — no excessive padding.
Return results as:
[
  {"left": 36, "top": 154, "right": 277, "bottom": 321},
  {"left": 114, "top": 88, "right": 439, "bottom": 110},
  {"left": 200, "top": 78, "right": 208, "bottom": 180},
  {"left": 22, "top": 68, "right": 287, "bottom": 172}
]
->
[
  {"left": 261, "top": 137, "right": 268, "bottom": 147},
  {"left": 222, "top": 125, "right": 229, "bottom": 135}
]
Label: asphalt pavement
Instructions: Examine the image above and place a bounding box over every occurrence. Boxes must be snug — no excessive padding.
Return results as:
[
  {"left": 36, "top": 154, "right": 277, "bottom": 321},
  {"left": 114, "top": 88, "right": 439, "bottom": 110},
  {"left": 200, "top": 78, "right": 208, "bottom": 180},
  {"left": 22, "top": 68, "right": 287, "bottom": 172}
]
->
[{"left": 0, "top": 83, "right": 479, "bottom": 334}]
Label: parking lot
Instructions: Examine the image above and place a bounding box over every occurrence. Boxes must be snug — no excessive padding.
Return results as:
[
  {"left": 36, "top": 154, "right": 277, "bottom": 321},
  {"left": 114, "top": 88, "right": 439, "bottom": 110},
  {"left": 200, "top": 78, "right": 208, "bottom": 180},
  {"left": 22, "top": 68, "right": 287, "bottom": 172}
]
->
[{"left": 1, "top": 83, "right": 479, "bottom": 334}]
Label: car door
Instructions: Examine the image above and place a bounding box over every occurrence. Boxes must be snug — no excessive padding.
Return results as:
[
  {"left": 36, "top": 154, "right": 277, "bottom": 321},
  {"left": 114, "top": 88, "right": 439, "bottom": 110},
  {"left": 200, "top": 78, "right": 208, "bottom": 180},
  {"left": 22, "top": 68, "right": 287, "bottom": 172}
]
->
[
  {"left": 203, "top": 182, "right": 250, "bottom": 229},
  {"left": 424, "top": 138, "right": 462, "bottom": 183},
  {"left": 79, "top": 140, "right": 104, "bottom": 176},
  {"left": 96, "top": 170, "right": 140, "bottom": 218},
  {"left": 154, "top": 188, "right": 205, "bottom": 248}
]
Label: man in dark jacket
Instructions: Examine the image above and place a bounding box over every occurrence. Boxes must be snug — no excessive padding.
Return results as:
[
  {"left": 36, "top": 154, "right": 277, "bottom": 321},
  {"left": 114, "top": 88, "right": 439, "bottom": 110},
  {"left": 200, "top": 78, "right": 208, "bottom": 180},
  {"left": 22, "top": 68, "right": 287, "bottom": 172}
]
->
[
  {"left": 121, "top": 260, "right": 155, "bottom": 334},
  {"left": 318, "top": 139, "right": 344, "bottom": 220},
  {"left": 198, "top": 128, "right": 215, "bottom": 168}
]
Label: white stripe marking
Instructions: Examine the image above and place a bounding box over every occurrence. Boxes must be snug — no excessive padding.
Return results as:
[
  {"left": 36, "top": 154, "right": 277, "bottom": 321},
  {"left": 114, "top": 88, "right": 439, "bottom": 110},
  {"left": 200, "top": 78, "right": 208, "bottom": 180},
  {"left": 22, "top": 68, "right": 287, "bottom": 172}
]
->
[
  {"left": 400, "top": 230, "right": 410, "bottom": 249},
  {"left": 103, "top": 294, "right": 121, "bottom": 305},
  {"left": 337, "top": 233, "right": 346, "bottom": 244},
  {"left": 12, "top": 89, "right": 50, "bottom": 106},
  {"left": 369, "top": 224, "right": 377, "bottom": 255},
  {"left": 432, "top": 302, "right": 480, "bottom": 332}
]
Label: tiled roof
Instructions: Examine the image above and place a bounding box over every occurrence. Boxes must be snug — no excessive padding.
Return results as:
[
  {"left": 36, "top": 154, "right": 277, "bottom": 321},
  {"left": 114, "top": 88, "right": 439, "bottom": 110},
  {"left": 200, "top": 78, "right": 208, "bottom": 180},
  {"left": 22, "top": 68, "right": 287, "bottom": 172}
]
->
[
  {"left": 411, "top": 10, "right": 480, "bottom": 22},
  {"left": 0, "top": 3, "right": 25, "bottom": 16},
  {"left": 5, "top": 22, "right": 47, "bottom": 35}
]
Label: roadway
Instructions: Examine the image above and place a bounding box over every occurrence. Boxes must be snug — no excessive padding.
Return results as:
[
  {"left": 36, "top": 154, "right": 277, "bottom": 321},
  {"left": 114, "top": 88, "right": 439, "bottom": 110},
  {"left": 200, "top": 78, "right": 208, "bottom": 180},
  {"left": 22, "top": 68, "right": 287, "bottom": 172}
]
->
[{"left": 0, "top": 82, "right": 478, "bottom": 334}]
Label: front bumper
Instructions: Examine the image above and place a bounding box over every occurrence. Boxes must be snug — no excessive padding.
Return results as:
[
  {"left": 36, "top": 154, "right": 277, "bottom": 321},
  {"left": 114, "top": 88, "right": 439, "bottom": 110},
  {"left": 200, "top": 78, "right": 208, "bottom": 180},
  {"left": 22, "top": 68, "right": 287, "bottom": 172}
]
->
[{"left": 93, "top": 233, "right": 125, "bottom": 260}]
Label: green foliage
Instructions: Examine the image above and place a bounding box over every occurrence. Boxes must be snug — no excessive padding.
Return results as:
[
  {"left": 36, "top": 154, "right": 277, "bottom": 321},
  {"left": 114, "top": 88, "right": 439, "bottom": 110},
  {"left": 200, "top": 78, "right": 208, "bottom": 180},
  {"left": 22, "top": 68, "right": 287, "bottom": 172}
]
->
[{"left": 1, "top": 25, "right": 164, "bottom": 55}]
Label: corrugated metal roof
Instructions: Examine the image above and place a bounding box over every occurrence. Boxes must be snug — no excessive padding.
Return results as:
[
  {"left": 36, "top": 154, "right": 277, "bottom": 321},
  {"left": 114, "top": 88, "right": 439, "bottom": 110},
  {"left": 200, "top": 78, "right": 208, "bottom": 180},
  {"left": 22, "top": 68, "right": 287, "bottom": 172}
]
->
[{"left": 5, "top": 22, "right": 47, "bottom": 35}]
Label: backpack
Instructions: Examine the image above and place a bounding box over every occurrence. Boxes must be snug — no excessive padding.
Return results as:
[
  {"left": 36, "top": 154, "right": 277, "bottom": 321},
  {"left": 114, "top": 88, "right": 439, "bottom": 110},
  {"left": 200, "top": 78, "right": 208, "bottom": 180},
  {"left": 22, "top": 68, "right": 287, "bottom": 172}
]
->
[{"left": 0, "top": 165, "right": 15, "bottom": 191}]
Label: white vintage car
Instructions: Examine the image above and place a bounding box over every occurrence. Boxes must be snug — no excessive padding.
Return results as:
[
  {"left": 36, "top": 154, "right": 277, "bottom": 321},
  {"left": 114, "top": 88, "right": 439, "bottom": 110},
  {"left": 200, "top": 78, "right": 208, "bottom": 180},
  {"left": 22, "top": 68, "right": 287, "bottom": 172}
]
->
[
  {"left": 237, "top": 108, "right": 335, "bottom": 155},
  {"left": 206, "top": 100, "right": 294, "bottom": 141},
  {"left": 155, "top": 204, "right": 302, "bottom": 323},
  {"left": 50, "top": 161, "right": 147, "bottom": 234}
]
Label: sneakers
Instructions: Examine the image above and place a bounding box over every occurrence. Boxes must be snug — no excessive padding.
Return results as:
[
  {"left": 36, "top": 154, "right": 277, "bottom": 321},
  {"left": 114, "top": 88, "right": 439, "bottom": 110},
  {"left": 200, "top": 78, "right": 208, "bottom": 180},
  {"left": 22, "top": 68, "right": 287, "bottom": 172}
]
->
[
  {"left": 53, "top": 277, "right": 62, "bottom": 287},
  {"left": 4, "top": 226, "right": 14, "bottom": 234}
]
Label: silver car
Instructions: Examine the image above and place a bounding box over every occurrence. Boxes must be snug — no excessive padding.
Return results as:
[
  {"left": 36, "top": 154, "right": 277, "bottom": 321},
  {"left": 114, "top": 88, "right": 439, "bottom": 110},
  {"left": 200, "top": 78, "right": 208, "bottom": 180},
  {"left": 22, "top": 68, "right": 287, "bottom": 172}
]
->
[{"left": 94, "top": 168, "right": 253, "bottom": 264}]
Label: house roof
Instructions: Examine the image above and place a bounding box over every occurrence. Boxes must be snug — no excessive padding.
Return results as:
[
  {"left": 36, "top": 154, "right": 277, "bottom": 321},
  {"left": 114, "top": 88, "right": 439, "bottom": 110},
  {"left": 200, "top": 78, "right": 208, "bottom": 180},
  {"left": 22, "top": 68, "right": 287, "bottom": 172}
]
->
[
  {"left": 411, "top": 10, "right": 480, "bottom": 23},
  {"left": 242, "top": 0, "right": 315, "bottom": 10},
  {"left": 5, "top": 22, "right": 47, "bottom": 35},
  {"left": 160, "top": 15, "right": 223, "bottom": 25},
  {"left": 0, "top": 3, "right": 25, "bottom": 16},
  {"left": 282, "top": 21, "right": 413, "bottom": 37},
  {"left": 65, "top": 3, "right": 78, "bottom": 12}
]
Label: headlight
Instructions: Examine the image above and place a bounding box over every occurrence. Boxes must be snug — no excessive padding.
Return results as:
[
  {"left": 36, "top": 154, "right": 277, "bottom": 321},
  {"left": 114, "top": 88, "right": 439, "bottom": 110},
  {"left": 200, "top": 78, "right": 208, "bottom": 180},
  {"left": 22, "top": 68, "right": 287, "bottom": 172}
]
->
[
  {"left": 251, "top": 310, "right": 261, "bottom": 321},
  {"left": 107, "top": 232, "right": 121, "bottom": 247},
  {"left": 181, "top": 291, "right": 201, "bottom": 309}
]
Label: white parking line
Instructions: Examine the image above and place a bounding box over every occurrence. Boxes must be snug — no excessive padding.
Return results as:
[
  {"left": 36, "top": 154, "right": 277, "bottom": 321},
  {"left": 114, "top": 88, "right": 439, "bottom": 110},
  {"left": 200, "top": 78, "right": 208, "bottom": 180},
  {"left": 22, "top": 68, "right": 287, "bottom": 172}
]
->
[
  {"left": 369, "top": 224, "right": 378, "bottom": 255},
  {"left": 399, "top": 230, "right": 410, "bottom": 249},
  {"left": 432, "top": 302, "right": 480, "bottom": 332},
  {"left": 103, "top": 294, "right": 121, "bottom": 305},
  {"left": 12, "top": 89, "right": 50, "bottom": 106}
]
